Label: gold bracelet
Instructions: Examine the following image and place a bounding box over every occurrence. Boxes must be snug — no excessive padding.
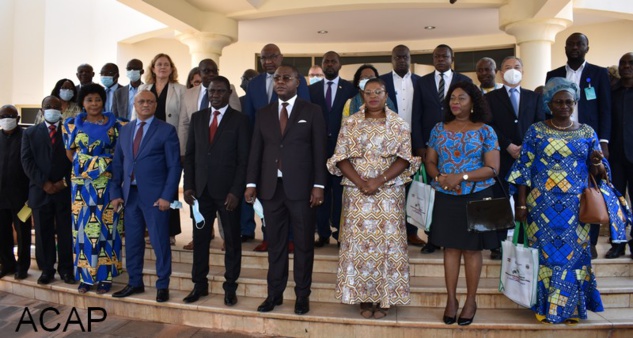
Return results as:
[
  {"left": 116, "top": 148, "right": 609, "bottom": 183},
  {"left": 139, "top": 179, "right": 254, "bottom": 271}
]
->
[{"left": 517, "top": 205, "right": 527, "bottom": 210}]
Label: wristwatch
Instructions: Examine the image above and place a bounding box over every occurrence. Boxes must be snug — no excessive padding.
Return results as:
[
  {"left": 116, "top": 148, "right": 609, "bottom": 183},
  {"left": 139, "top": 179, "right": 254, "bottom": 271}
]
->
[{"left": 462, "top": 174, "right": 469, "bottom": 181}]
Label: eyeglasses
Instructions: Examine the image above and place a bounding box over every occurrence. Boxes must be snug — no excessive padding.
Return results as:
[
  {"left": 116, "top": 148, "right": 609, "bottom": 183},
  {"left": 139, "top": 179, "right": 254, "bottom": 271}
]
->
[
  {"left": 136, "top": 99, "right": 156, "bottom": 105},
  {"left": 273, "top": 75, "right": 294, "bottom": 82},
  {"left": 0, "top": 115, "right": 18, "bottom": 119},
  {"left": 551, "top": 99, "right": 576, "bottom": 107},
  {"left": 308, "top": 74, "right": 324, "bottom": 78},
  {"left": 260, "top": 54, "right": 280, "bottom": 62},
  {"left": 362, "top": 89, "right": 386, "bottom": 96}
]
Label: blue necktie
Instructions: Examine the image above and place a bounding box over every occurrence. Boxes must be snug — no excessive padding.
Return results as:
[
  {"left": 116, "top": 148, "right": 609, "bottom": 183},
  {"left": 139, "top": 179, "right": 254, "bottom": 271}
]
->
[
  {"left": 510, "top": 88, "right": 519, "bottom": 117},
  {"left": 199, "top": 88, "right": 209, "bottom": 111},
  {"left": 325, "top": 81, "right": 333, "bottom": 111}
]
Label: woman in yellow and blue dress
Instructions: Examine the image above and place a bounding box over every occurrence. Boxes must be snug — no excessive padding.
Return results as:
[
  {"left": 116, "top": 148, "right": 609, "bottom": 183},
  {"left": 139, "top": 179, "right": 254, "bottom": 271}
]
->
[{"left": 63, "top": 83, "right": 127, "bottom": 294}]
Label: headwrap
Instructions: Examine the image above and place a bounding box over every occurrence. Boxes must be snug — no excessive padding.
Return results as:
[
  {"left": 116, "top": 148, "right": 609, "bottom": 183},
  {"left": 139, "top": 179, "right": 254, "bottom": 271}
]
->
[{"left": 542, "top": 77, "right": 580, "bottom": 112}]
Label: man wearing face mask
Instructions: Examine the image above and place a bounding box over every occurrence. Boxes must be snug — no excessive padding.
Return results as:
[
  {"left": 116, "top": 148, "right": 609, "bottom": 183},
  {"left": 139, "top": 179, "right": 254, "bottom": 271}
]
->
[
  {"left": 100, "top": 63, "right": 121, "bottom": 113},
  {"left": 0, "top": 105, "right": 31, "bottom": 280},
  {"left": 113, "top": 59, "right": 144, "bottom": 120},
  {"left": 21, "top": 96, "right": 74, "bottom": 285},
  {"left": 308, "top": 65, "right": 325, "bottom": 85},
  {"left": 485, "top": 56, "right": 545, "bottom": 259}
]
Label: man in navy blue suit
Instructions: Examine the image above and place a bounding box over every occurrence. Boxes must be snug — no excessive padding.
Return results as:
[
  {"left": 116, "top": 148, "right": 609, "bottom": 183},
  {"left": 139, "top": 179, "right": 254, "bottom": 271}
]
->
[
  {"left": 411, "top": 44, "right": 472, "bottom": 253},
  {"left": 110, "top": 89, "right": 181, "bottom": 302},
  {"left": 242, "top": 43, "right": 311, "bottom": 252},
  {"left": 309, "top": 51, "right": 355, "bottom": 247},
  {"left": 379, "top": 45, "right": 426, "bottom": 246},
  {"left": 546, "top": 32, "right": 612, "bottom": 259}
]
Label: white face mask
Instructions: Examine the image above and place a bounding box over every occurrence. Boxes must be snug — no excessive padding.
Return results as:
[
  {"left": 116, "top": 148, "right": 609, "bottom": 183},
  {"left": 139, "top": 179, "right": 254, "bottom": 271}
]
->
[
  {"left": 59, "top": 89, "right": 74, "bottom": 101},
  {"left": 0, "top": 118, "right": 18, "bottom": 131},
  {"left": 503, "top": 69, "right": 522, "bottom": 86},
  {"left": 127, "top": 70, "right": 141, "bottom": 82},
  {"left": 44, "top": 109, "right": 62, "bottom": 123},
  {"left": 359, "top": 78, "right": 370, "bottom": 90}
]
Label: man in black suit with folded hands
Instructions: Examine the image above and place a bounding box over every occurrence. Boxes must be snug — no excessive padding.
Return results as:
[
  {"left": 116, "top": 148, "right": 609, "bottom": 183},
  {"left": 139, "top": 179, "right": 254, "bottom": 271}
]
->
[
  {"left": 182, "top": 76, "right": 250, "bottom": 305},
  {"left": 245, "top": 65, "right": 327, "bottom": 315}
]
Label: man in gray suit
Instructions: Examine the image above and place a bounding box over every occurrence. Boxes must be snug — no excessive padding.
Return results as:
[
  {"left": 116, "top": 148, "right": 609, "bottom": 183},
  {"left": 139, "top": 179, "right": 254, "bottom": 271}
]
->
[{"left": 112, "top": 59, "right": 144, "bottom": 120}]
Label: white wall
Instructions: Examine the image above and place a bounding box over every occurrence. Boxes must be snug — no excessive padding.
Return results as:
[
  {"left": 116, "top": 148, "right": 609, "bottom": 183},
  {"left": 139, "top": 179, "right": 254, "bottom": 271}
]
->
[{"left": 0, "top": 0, "right": 16, "bottom": 105}]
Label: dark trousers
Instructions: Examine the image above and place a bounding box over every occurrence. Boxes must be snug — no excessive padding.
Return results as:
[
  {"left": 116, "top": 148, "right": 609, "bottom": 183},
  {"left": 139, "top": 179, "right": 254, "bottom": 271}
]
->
[
  {"left": 316, "top": 174, "right": 342, "bottom": 239},
  {"left": 124, "top": 186, "right": 171, "bottom": 289},
  {"left": 0, "top": 208, "right": 31, "bottom": 274},
  {"left": 192, "top": 188, "right": 242, "bottom": 292},
  {"left": 240, "top": 198, "right": 257, "bottom": 237},
  {"left": 611, "top": 157, "right": 633, "bottom": 237},
  {"left": 32, "top": 192, "right": 73, "bottom": 276},
  {"left": 261, "top": 179, "right": 315, "bottom": 298}
]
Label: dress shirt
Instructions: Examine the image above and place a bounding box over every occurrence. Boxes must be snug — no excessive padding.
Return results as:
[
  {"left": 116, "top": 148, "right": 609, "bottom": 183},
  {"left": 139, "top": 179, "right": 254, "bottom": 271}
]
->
[
  {"left": 197, "top": 85, "right": 208, "bottom": 110},
  {"left": 323, "top": 76, "right": 340, "bottom": 109},
  {"left": 209, "top": 105, "right": 228, "bottom": 126},
  {"left": 128, "top": 84, "right": 141, "bottom": 119},
  {"left": 480, "top": 83, "right": 503, "bottom": 94},
  {"left": 131, "top": 116, "right": 155, "bottom": 185},
  {"left": 391, "top": 70, "right": 414, "bottom": 125},
  {"left": 565, "top": 61, "right": 586, "bottom": 123},
  {"left": 435, "top": 69, "right": 453, "bottom": 99},
  {"left": 504, "top": 85, "right": 521, "bottom": 115},
  {"left": 44, "top": 120, "right": 61, "bottom": 131},
  {"left": 105, "top": 83, "right": 120, "bottom": 112}
]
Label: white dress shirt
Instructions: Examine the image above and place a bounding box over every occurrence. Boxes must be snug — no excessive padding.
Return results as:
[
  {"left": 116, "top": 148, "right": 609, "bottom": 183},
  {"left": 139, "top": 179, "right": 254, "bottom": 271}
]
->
[{"left": 391, "top": 71, "right": 414, "bottom": 125}]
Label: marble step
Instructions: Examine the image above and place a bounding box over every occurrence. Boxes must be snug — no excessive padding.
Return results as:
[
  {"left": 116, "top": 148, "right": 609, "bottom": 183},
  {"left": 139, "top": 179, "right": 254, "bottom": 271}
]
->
[{"left": 1, "top": 277, "right": 632, "bottom": 338}]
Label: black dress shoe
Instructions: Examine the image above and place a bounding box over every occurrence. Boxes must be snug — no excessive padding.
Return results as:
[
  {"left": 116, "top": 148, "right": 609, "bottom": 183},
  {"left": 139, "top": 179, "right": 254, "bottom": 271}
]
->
[
  {"left": 14, "top": 271, "right": 27, "bottom": 280},
  {"left": 314, "top": 236, "right": 329, "bottom": 248},
  {"left": 61, "top": 273, "right": 76, "bottom": 284},
  {"left": 257, "top": 296, "right": 283, "bottom": 312},
  {"left": 37, "top": 274, "right": 54, "bottom": 285},
  {"left": 420, "top": 243, "right": 437, "bottom": 254},
  {"left": 112, "top": 285, "right": 145, "bottom": 298},
  {"left": 183, "top": 288, "right": 209, "bottom": 303},
  {"left": 490, "top": 248, "right": 502, "bottom": 260},
  {"left": 590, "top": 244, "right": 598, "bottom": 259},
  {"left": 0, "top": 268, "right": 15, "bottom": 279},
  {"left": 224, "top": 291, "right": 238, "bottom": 306},
  {"left": 241, "top": 235, "right": 254, "bottom": 243},
  {"left": 156, "top": 289, "right": 169, "bottom": 302},
  {"left": 605, "top": 243, "right": 626, "bottom": 259},
  {"left": 294, "top": 296, "right": 310, "bottom": 315}
]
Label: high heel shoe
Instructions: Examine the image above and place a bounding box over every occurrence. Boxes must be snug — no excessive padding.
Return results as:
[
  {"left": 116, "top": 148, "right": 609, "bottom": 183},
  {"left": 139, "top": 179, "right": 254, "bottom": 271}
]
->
[
  {"left": 605, "top": 242, "right": 626, "bottom": 259},
  {"left": 442, "top": 299, "right": 459, "bottom": 325},
  {"left": 457, "top": 303, "right": 477, "bottom": 326}
]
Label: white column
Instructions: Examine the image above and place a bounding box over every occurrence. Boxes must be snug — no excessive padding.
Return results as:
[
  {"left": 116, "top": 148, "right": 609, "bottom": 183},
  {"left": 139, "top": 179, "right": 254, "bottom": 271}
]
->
[{"left": 177, "top": 32, "right": 235, "bottom": 68}]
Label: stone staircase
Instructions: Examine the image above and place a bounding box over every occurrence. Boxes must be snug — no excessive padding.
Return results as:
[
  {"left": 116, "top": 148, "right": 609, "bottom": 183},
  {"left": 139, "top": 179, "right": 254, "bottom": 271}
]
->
[{"left": 2, "top": 236, "right": 633, "bottom": 337}]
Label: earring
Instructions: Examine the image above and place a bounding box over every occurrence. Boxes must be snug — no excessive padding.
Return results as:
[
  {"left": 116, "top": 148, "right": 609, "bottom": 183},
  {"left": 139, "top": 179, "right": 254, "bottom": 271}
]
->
[{"left": 470, "top": 108, "right": 474, "bottom": 114}]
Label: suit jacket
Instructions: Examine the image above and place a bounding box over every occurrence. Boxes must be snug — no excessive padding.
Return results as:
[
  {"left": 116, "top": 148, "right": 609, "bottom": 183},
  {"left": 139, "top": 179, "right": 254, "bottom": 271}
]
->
[
  {"left": 486, "top": 87, "right": 545, "bottom": 176},
  {"left": 246, "top": 97, "right": 327, "bottom": 201},
  {"left": 308, "top": 78, "right": 356, "bottom": 156},
  {"left": 243, "top": 72, "right": 310, "bottom": 126},
  {"left": 379, "top": 71, "right": 422, "bottom": 113},
  {"left": 546, "top": 63, "right": 612, "bottom": 140},
  {"left": 21, "top": 122, "right": 72, "bottom": 208},
  {"left": 610, "top": 82, "right": 633, "bottom": 162},
  {"left": 134, "top": 82, "right": 185, "bottom": 128},
  {"left": 411, "top": 71, "right": 472, "bottom": 149},
  {"left": 183, "top": 107, "right": 251, "bottom": 199},
  {"left": 0, "top": 127, "right": 29, "bottom": 209},
  {"left": 112, "top": 83, "right": 143, "bottom": 119},
  {"left": 110, "top": 118, "right": 181, "bottom": 207},
  {"left": 178, "top": 84, "right": 241, "bottom": 155}
]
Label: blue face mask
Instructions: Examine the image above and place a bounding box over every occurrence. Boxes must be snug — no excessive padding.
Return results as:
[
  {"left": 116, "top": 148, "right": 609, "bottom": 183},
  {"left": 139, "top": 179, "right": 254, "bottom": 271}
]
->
[
  {"left": 309, "top": 77, "right": 322, "bottom": 85},
  {"left": 101, "top": 76, "right": 114, "bottom": 88},
  {"left": 127, "top": 70, "right": 141, "bottom": 82},
  {"left": 44, "top": 109, "right": 62, "bottom": 123},
  {"left": 59, "top": 89, "right": 74, "bottom": 101}
]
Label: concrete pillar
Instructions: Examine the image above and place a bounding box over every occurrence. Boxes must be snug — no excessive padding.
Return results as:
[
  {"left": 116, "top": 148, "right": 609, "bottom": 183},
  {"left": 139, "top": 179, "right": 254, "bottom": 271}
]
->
[
  {"left": 499, "top": 0, "right": 573, "bottom": 89},
  {"left": 177, "top": 32, "right": 234, "bottom": 67}
]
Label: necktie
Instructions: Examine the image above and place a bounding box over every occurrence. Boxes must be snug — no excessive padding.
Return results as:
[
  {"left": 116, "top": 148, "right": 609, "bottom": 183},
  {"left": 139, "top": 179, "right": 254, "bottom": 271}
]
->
[
  {"left": 48, "top": 124, "right": 56, "bottom": 145},
  {"left": 438, "top": 72, "right": 445, "bottom": 102},
  {"left": 133, "top": 121, "right": 145, "bottom": 157},
  {"left": 199, "top": 88, "right": 209, "bottom": 111},
  {"left": 209, "top": 111, "right": 220, "bottom": 143},
  {"left": 106, "top": 87, "right": 113, "bottom": 111},
  {"left": 325, "top": 81, "right": 333, "bottom": 111},
  {"left": 510, "top": 88, "right": 519, "bottom": 117},
  {"left": 266, "top": 75, "right": 273, "bottom": 103},
  {"left": 279, "top": 102, "right": 289, "bottom": 135}
]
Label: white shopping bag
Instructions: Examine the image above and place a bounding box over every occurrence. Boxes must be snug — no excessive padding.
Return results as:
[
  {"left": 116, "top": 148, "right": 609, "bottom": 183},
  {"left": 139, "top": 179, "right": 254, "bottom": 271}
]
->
[
  {"left": 406, "top": 164, "right": 435, "bottom": 231},
  {"left": 499, "top": 221, "right": 539, "bottom": 308}
]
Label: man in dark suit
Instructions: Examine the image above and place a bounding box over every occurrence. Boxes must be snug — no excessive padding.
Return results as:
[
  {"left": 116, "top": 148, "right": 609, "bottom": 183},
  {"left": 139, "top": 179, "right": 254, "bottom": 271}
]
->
[
  {"left": 239, "top": 68, "right": 258, "bottom": 109},
  {"left": 75, "top": 64, "right": 95, "bottom": 92},
  {"left": 411, "top": 44, "right": 472, "bottom": 253},
  {"left": 309, "top": 51, "right": 355, "bottom": 247},
  {"left": 0, "top": 105, "right": 31, "bottom": 280},
  {"left": 546, "top": 32, "right": 612, "bottom": 258},
  {"left": 113, "top": 59, "right": 144, "bottom": 119},
  {"left": 242, "top": 43, "right": 311, "bottom": 252},
  {"left": 380, "top": 44, "right": 425, "bottom": 247},
  {"left": 100, "top": 63, "right": 121, "bottom": 113},
  {"left": 21, "top": 96, "right": 74, "bottom": 285},
  {"left": 110, "top": 89, "right": 181, "bottom": 303},
  {"left": 486, "top": 56, "right": 545, "bottom": 259},
  {"left": 182, "top": 76, "right": 250, "bottom": 305},
  {"left": 245, "top": 65, "right": 327, "bottom": 315}
]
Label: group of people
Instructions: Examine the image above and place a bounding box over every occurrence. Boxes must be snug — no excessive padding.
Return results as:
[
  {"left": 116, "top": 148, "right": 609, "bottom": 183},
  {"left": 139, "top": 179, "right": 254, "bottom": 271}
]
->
[{"left": 0, "top": 31, "right": 631, "bottom": 326}]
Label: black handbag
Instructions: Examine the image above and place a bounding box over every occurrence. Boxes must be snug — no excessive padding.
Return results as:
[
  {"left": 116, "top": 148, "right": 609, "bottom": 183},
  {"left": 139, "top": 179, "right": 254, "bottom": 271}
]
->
[{"left": 466, "top": 176, "right": 515, "bottom": 232}]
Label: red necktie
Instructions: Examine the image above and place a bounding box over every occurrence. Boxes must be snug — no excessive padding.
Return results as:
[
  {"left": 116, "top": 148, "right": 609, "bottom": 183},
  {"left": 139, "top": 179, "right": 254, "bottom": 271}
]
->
[
  {"left": 48, "top": 124, "right": 56, "bottom": 145},
  {"left": 279, "top": 102, "right": 289, "bottom": 135},
  {"left": 133, "top": 121, "right": 145, "bottom": 157},
  {"left": 209, "top": 111, "right": 220, "bottom": 143}
]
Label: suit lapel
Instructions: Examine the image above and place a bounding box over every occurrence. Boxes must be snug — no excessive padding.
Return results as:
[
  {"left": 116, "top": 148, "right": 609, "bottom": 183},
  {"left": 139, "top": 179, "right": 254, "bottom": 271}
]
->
[
  {"left": 283, "top": 100, "right": 302, "bottom": 139},
  {"left": 210, "top": 109, "right": 232, "bottom": 147},
  {"left": 135, "top": 120, "right": 158, "bottom": 159}
]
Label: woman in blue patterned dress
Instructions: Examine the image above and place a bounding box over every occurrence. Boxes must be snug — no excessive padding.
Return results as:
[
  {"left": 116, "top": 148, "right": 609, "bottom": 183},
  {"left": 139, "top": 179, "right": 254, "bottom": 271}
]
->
[
  {"left": 425, "top": 81, "right": 500, "bottom": 326},
  {"left": 507, "top": 77, "right": 606, "bottom": 324},
  {"left": 63, "top": 83, "right": 126, "bottom": 294}
]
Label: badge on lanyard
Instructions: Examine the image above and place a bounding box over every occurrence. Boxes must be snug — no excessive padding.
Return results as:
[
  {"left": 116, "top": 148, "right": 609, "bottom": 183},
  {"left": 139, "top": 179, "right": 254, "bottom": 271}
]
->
[{"left": 584, "top": 77, "right": 597, "bottom": 100}]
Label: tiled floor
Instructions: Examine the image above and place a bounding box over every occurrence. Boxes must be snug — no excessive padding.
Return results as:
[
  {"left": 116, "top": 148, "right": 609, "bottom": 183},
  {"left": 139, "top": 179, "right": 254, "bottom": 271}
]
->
[{"left": 0, "top": 291, "right": 270, "bottom": 337}]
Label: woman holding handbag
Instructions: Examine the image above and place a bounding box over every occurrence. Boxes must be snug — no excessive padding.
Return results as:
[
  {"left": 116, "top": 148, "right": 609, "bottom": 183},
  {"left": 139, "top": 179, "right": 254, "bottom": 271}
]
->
[
  {"left": 508, "top": 77, "right": 607, "bottom": 324},
  {"left": 425, "top": 81, "right": 500, "bottom": 326}
]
